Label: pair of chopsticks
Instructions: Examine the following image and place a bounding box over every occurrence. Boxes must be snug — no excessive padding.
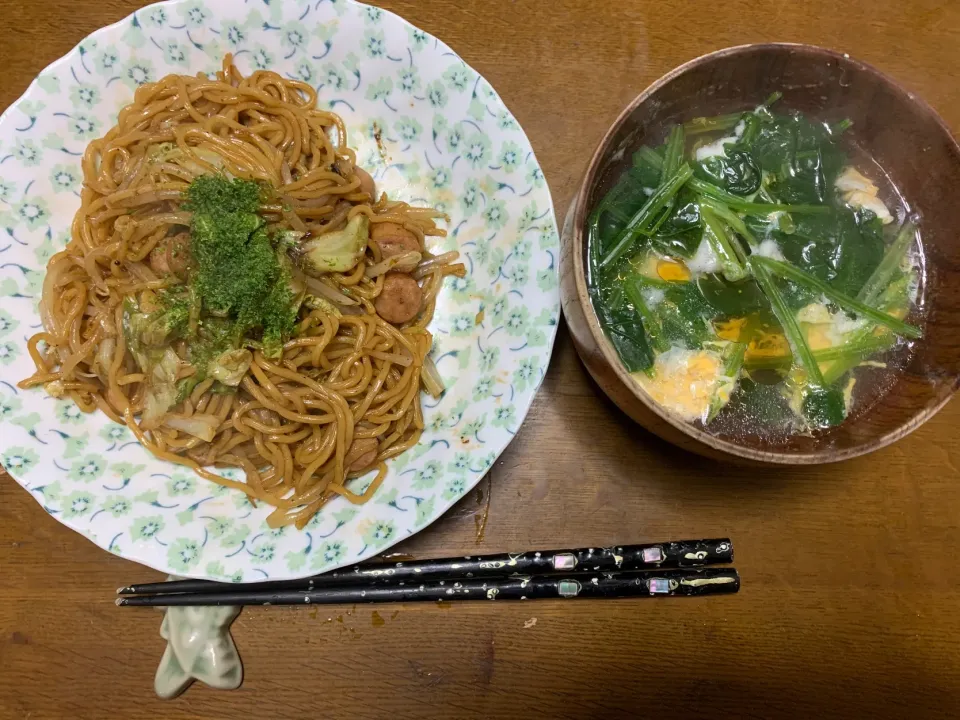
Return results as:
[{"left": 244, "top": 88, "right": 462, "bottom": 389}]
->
[{"left": 116, "top": 538, "right": 738, "bottom": 607}]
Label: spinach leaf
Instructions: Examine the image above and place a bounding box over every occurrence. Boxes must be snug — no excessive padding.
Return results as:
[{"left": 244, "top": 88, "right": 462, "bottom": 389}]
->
[
  {"left": 697, "top": 274, "right": 768, "bottom": 317},
  {"left": 694, "top": 150, "right": 761, "bottom": 195}
]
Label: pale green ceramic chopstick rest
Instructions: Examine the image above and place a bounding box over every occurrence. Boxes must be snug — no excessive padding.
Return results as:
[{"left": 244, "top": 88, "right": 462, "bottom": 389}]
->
[{"left": 153, "top": 577, "right": 243, "bottom": 699}]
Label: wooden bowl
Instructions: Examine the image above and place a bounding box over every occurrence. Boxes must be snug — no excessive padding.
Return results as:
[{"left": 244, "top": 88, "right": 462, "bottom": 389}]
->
[{"left": 559, "top": 43, "right": 960, "bottom": 464}]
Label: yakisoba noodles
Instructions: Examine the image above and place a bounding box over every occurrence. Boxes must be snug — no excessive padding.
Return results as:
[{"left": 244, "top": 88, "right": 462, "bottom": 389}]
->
[{"left": 19, "top": 55, "right": 465, "bottom": 528}]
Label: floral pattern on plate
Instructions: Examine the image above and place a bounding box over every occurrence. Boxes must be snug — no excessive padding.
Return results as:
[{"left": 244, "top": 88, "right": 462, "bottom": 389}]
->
[{"left": 0, "top": 0, "right": 559, "bottom": 581}]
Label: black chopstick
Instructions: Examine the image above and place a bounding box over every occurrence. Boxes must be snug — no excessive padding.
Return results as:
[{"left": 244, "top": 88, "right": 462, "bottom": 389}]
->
[
  {"left": 116, "top": 568, "right": 740, "bottom": 607},
  {"left": 117, "top": 538, "right": 733, "bottom": 596}
]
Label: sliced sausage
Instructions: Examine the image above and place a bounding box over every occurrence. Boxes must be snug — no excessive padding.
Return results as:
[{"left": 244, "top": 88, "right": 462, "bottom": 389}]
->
[
  {"left": 371, "top": 221, "right": 421, "bottom": 259},
  {"left": 345, "top": 437, "right": 379, "bottom": 472},
  {"left": 354, "top": 166, "right": 376, "bottom": 199},
  {"left": 374, "top": 273, "right": 423, "bottom": 324},
  {"left": 149, "top": 233, "right": 191, "bottom": 279}
]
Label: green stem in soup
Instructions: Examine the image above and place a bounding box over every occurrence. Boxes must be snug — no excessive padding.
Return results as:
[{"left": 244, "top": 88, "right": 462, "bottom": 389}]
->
[
  {"left": 750, "top": 258, "right": 846, "bottom": 428},
  {"left": 753, "top": 256, "right": 922, "bottom": 339},
  {"left": 857, "top": 221, "right": 916, "bottom": 307},
  {"left": 599, "top": 164, "right": 694, "bottom": 271}
]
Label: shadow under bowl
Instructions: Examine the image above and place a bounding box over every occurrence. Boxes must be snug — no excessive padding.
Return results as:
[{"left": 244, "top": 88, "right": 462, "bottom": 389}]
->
[{"left": 559, "top": 42, "right": 960, "bottom": 464}]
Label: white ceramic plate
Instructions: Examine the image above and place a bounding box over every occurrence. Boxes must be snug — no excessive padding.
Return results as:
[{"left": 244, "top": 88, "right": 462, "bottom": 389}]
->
[{"left": 0, "top": 0, "right": 559, "bottom": 581}]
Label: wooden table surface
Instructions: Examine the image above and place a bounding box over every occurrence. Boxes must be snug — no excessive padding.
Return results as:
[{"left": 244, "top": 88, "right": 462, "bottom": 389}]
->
[{"left": 3, "top": 1, "right": 960, "bottom": 717}]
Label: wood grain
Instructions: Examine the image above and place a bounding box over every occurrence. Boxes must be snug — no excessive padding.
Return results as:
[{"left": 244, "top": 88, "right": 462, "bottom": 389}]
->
[{"left": 3, "top": 1, "right": 960, "bottom": 718}]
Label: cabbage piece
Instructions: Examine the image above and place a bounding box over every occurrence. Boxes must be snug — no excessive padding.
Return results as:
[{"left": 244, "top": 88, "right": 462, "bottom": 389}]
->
[
  {"left": 141, "top": 347, "right": 181, "bottom": 430},
  {"left": 163, "top": 413, "right": 220, "bottom": 442},
  {"left": 208, "top": 348, "right": 252, "bottom": 387},
  {"left": 299, "top": 215, "right": 369, "bottom": 275}
]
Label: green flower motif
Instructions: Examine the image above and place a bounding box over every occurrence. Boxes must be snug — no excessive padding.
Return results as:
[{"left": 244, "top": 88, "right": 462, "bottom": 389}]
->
[
  {"left": 63, "top": 434, "right": 89, "bottom": 459},
  {"left": 492, "top": 404, "right": 516, "bottom": 429},
  {"left": 464, "top": 133, "right": 491, "bottom": 168},
  {"left": 111, "top": 462, "right": 145, "bottom": 483},
  {"left": 537, "top": 268, "right": 558, "bottom": 292},
  {"left": 426, "top": 80, "right": 448, "bottom": 109},
  {"left": 365, "top": 77, "right": 393, "bottom": 102},
  {"left": 96, "top": 49, "right": 119, "bottom": 74},
  {"left": 449, "top": 452, "right": 470, "bottom": 473},
  {"left": 513, "top": 357, "right": 539, "bottom": 392},
  {"left": 2, "top": 447, "right": 40, "bottom": 475},
  {"left": 168, "top": 539, "right": 201, "bottom": 572},
  {"left": 251, "top": 47, "right": 274, "bottom": 70},
  {"left": 0, "top": 180, "right": 14, "bottom": 202},
  {"left": 206, "top": 516, "right": 233, "bottom": 538},
  {"left": 55, "top": 400, "right": 84, "bottom": 425},
  {"left": 449, "top": 312, "right": 475, "bottom": 337},
  {"left": 364, "top": 6, "right": 384, "bottom": 22},
  {"left": 13, "top": 140, "right": 41, "bottom": 166},
  {"left": 104, "top": 496, "right": 132, "bottom": 517},
  {"left": 459, "top": 416, "right": 486, "bottom": 443},
  {"left": 99, "top": 423, "right": 130, "bottom": 445},
  {"left": 285, "top": 549, "right": 307, "bottom": 572},
  {"left": 398, "top": 67, "right": 420, "bottom": 93},
  {"left": 180, "top": 1, "right": 207, "bottom": 27},
  {"left": 36, "top": 73, "right": 60, "bottom": 94},
  {"left": 427, "top": 410, "right": 448, "bottom": 433},
  {"left": 222, "top": 22, "right": 246, "bottom": 47},
  {"left": 539, "top": 224, "right": 559, "bottom": 249},
  {"left": 145, "top": 6, "right": 167, "bottom": 26},
  {"left": 447, "top": 274, "right": 475, "bottom": 303},
  {"left": 321, "top": 64, "right": 347, "bottom": 90},
  {"left": 415, "top": 497, "right": 436, "bottom": 528},
  {"left": 62, "top": 491, "right": 95, "bottom": 519},
  {"left": 69, "top": 114, "right": 100, "bottom": 141},
  {"left": 292, "top": 60, "right": 316, "bottom": 83},
  {"left": 0, "top": 394, "right": 22, "bottom": 422},
  {"left": 332, "top": 506, "right": 359, "bottom": 526},
  {"left": 121, "top": 19, "right": 147, "bottom": 49},
  {"left": 166, "top": 473, "right": 196, "bottom": 496},
  {"left": 482, "top": 199, "right": 508, "bottom": 230},
  {"left": 497, "top": 141, "right": 523, "bottom": 173},
  {"left": 479, "top": 344, "right": 501, "bottom": 372},
  {"left": 0, "top": 342, "right": 18, "bottom": 365},
  {"left": 395, "top": 116, "right": 422, "bottom": 143},
  {"left": 513, "top": 237, "right": 533, "bottom": 262},
  {"left": 223, "top": 524, "right": 250, "bottom": 547},
  {"left": 468, "top": 97, "right": 486, "bottom": 122},
  {"left": 428, "top": 166, "right": 452, "bottom": 190},
  {"left": 442, "top": 476, "right": 467, "bottom": 501},
  {"left": 124, "top": 60, "right": 154, "bottom": 87},
  {"left": 362, "top": 520, "right": 395, "bottom": 548},
  {"left": 497, "top": 110, "right": 519, "bottom": 131},
  {"left": 445, "top": 123, "right": 465, "bottom": 155},
  {"left": 509, "top": 262, "right": 529, "bottom": 287},
  {"left": 23, "top": 268, "right": 42, "bottom": 296},
  {"left": 487, "top": 247, "right": 506, "bottom": 277},
  {"left": 364, "top": 30, "right": 386, "bottom": 58},
  {"left": 0, "top": 309, "right": 19, "bottom": 337},
  {"left": 505, "top": 306, "right": 530, "bottom": 336},
  {"left": 132, "top": 515, "right": 165, "bottom": 541},
  {"left": 526, "top": 162, "right": 546, "bottom": 188},
  {"left": 70, "top": 84, "right": 100, "bottom": 109},
  {"left": 443, "top": 64, "right": 472, "bottom": 92},
  {"left": 50, "top": 164, "right": 80, "bottom": 193},
  {"left": 408, "top": 27, "right": 429, "bottom": 50},
  {"left": 11, "top": 413, "right": 40, "bottom": 433},
  {"left": 459, "top": 178, "right": 480, "bottom": 216},
  {"left": 316, "top": 540, "right": 346, "bottom": 567},
  {"left": 250, "top": 542, "right": 276, "bottom": 564},
  {"left": 69, "top": 455, "right": 105, "bottom": 483},
  {"left": 473, "top": 376, "right": 495, "bottom": 401},
  {"left": 412, "top": 460, "right": 442, "bottom": 490},
  {"left": 281, "top": 22, "right": 308, "bottom": 53},
  {"left": 164, "top": 41, "right": 189, "bottom": 67}
]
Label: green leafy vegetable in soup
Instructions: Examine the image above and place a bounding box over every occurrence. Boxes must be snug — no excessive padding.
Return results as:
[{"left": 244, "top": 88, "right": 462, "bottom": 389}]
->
[{"left": 587, "top": 98, "right": 924, "bottom": 436}]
